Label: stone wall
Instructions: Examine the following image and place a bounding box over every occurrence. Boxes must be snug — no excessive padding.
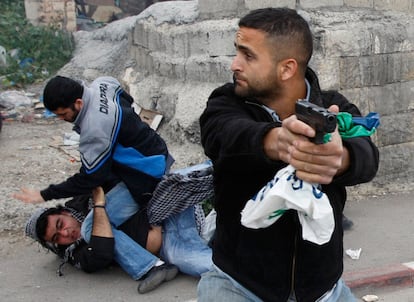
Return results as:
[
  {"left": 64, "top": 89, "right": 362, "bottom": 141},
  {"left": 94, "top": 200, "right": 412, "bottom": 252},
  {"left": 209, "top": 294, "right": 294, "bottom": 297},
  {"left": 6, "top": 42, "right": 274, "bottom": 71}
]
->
[
  {"left": 24, "top": 0, "right": 173, "bottom": 31},
  {"left": 198, "top": 0, "right": 414, "bottom": 19},
  {"left": 25, "top": 0, "right": 77, "bottom": 31},
  {"left": 123, "top": 0, "right": 414, "bottom": 195}
]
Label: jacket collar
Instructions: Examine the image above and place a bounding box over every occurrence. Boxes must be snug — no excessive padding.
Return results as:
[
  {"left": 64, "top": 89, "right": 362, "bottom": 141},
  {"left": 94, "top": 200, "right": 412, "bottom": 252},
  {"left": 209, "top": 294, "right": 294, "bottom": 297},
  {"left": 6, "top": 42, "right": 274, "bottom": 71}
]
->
[{"left": 305, "top": 67, "right": 324, "bottom": 106}]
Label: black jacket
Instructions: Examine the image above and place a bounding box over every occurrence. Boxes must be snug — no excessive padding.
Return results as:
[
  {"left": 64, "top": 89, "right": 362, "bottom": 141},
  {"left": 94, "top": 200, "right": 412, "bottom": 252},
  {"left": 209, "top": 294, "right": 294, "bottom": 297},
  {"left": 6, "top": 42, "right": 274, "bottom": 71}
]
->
[
  {"left": 55, "top": 195, "right": 149, "bottom": 274},
  {"left": 199, "top": 69, "right": 379, "bottom": 301}
]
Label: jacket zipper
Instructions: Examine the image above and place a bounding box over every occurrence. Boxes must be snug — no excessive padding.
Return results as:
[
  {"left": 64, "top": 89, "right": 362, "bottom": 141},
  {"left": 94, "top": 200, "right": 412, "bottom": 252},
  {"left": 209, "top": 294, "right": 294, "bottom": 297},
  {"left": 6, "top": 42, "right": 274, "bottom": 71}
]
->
[
  {"left": 290, "top": 230, "right": 298, "bottom": 300},
  {"left": 247, "top": 99, "right": 292, "bottom": 296}
]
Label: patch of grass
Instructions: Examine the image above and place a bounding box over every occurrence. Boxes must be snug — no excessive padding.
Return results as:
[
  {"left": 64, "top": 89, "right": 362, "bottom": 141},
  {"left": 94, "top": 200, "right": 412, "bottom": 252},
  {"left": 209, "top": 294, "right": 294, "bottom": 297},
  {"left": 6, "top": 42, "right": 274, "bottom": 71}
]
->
[{"left": 0, "top": 0, "right": 74, "bottom": 88}]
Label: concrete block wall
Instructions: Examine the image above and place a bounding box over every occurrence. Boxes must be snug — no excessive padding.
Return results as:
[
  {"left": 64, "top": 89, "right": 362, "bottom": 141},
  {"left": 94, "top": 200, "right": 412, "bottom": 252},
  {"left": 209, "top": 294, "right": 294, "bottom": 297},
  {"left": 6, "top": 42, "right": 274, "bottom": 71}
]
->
[
  {"left": 25, "top": 0, "right": 77, "bottom": 31},
  {"left": 305, "top": 9, "right": 414, "bottom": 189},
  {"left": 125, "top": 0, "right": 414, "bottom": 193},
  {"left": 131, "top": 18, "right": 237, "bottom": 83},
  {"left": 198, "top": 0, "right": 414, "bottom": 18}
]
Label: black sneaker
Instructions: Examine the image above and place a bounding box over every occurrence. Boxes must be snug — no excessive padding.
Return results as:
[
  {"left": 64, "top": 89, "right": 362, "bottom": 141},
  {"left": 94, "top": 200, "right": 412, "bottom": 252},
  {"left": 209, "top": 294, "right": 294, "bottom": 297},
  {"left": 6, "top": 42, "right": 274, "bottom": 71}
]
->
[
  {"left": 137, "top": 264, "right": 179, "bottom": 294},
  {"left": 164, "top": 264, "right": 179, "bottom": 282}
]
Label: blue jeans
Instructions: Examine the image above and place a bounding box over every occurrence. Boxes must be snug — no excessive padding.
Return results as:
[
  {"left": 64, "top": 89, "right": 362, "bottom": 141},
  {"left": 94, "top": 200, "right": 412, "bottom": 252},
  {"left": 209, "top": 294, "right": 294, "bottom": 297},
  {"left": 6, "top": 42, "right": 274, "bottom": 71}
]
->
[
  {"left": 81, "top": 182, "right": 158, "bottom": 280},
  {"left": 198, "top": 265, "right": 356, "bottom": 302},
  {"left": 160, "top": 205, "right": 213, "bottom": 276}
]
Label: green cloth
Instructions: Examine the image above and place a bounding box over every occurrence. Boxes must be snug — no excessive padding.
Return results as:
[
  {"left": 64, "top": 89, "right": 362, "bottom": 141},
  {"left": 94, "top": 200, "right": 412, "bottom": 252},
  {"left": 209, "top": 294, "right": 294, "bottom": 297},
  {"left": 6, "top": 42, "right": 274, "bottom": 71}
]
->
[
  {"left": 322, "top": 112, "right": 377, "bottom": 143},
  {"left": 337, "top": 112, "right": 377, "bottom": 139}
]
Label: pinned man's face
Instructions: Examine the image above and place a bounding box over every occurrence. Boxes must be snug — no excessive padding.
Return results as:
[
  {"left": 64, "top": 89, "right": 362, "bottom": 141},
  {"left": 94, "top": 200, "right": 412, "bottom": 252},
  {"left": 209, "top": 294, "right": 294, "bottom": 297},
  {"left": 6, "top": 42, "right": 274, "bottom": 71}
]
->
[{"left": 43, "top": 211, "right": 81, "bottom": 245}]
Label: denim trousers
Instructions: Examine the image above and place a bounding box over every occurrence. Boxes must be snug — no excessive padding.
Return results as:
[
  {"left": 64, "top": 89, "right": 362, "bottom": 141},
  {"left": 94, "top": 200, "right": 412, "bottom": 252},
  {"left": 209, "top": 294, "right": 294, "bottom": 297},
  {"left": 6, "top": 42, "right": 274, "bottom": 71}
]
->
[
  {"left": 160, "top": 204, "right": 213, "bottom": 276},
  {"left": 81, "top": 182, "right": 212, "bottom": 279},
  {"left": 198, "top": 265, "right": 357, "bottom": 302},
  {"left": 81, "top": 182, "right": 158, "bottom": 280}
]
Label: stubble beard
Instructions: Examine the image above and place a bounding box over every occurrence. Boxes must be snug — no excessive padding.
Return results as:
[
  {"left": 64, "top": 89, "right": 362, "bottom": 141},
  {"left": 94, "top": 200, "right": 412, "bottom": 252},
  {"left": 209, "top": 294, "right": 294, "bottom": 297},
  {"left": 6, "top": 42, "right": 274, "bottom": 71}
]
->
[
  {"left": 234, "top": 81, "right": 275, "bottom": 101},
  {"left": 67, "top": 108, "right": 79, "bottom": 123},
  {"left": 234, "top": 83, "right": 250, "bottom": 98},
  {"left": 233, "top": 76, "right": 261, "bottom": 99}
]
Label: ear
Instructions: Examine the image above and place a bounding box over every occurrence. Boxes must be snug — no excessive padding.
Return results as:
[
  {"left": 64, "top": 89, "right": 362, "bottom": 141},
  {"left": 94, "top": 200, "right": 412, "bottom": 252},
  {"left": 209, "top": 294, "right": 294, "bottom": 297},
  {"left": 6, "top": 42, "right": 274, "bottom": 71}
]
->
[
  {"left": 279, "top": 58, "right": 298, "bottom": 81},
  {"left": 74, "top": 98, "right": 83, "bottom": 111}
]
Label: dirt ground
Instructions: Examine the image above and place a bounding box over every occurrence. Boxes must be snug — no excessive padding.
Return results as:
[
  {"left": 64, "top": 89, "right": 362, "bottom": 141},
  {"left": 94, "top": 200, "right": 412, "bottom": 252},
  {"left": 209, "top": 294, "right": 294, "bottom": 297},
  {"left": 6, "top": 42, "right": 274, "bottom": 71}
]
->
[
  {"left": 0, "top": 84, "right": 79, "bottom": 233},
  {"left": 0, "top": 93, "right": 81, "bottom": 271},
  {"left": 0, "top": 83, "right": 80, "bottom": 266},
  {"left": 0, "top": 84, "right": 202, "bottom": 302}
]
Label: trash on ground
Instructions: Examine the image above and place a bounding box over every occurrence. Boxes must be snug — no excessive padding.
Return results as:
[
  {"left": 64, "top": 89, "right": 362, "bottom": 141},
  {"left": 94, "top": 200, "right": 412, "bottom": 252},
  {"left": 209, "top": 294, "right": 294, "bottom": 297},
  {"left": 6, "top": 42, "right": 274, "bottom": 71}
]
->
[
  {"left": 19, "top": 146, "right": 43, "bottom": 150},
  {"left": 362, "top": 294, "right": 379, "bottom": 302},
  {"left": 63, "top": 132, "right": 80, "bottom": 146},
  {"left": 133, "top": 103, "right": 163, "bottom": 130},
  {"left": 0, "top": 90, "right": 33, "bottom": 108},
  {"left": 0, "top": 89, "right": 42, "bottom": 122},
  {"left": 345, "top": 248, "right": 362, "bottom": 260}
]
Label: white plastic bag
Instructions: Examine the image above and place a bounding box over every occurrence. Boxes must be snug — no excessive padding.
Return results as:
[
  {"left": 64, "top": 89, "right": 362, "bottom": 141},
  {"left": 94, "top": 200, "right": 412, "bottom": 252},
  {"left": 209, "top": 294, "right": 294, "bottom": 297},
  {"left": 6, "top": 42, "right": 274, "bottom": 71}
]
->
[
  {"left": 201, "top": 209, "right": 217, "bottom": 243},
  {"left": 241, "top": 165, "right": 334, "bottom": 245}
]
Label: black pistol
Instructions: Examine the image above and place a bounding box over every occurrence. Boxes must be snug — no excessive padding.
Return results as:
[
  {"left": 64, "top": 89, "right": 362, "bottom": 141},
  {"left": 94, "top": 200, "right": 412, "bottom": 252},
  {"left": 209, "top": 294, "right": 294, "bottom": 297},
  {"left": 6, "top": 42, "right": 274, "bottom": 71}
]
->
[{"left": 295, "top": 100, "right": 337, "bottom": 144}]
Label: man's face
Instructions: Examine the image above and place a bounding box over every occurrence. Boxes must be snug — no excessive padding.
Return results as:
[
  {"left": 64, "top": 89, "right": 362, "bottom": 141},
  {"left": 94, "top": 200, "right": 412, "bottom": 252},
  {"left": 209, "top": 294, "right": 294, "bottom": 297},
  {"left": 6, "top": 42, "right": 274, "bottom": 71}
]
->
[
  {"left": 43, "top": 211, "right": 81, "bottom": 245},
  {"left": 53, "top": 99, "right": 82, "bottom": 122},
  {"left": 53, "top": 104, "right": 79, "bottom": 122},
  {"left": 231, "top": 27, "right": 281, "bottom": 101}
]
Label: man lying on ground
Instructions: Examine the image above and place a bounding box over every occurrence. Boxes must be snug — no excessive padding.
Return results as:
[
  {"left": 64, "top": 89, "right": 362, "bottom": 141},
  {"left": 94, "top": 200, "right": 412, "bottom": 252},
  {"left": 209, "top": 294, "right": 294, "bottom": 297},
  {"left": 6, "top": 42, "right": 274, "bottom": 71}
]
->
[{"left": 26, "top": 183, "right": 213, "bottom": 294}]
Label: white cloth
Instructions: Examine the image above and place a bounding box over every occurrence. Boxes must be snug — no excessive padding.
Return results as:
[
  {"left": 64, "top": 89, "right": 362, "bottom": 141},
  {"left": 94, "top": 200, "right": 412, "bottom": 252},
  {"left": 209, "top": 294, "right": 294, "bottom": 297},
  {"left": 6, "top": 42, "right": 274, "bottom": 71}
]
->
[
  {"left": 240, "top": 165, "right": 334, "bottom": 245},
  {"left": 201, "top": 209, "right": 217, "bottom": 243}
]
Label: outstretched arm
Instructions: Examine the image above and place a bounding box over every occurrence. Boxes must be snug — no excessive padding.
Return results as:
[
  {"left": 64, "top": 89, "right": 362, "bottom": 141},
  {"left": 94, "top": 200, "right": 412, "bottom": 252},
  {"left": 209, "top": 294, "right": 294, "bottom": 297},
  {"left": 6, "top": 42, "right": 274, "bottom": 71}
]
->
[{"left": 12, "top": 187, "right": 45, "bottom": 204}]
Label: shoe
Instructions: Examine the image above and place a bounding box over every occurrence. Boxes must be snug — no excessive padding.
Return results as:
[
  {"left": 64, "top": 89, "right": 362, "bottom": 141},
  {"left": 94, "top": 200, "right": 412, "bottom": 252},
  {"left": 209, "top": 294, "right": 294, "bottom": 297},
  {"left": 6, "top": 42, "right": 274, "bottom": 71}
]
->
[
  {"left": 137, "top": 264, "right": 179, "bottom": 294},
  {"left": 164, "top": 264, "right": 179, "bottom": 282},
  {"left": 342, "top": 214, "right": 354, "bottom": 231}
]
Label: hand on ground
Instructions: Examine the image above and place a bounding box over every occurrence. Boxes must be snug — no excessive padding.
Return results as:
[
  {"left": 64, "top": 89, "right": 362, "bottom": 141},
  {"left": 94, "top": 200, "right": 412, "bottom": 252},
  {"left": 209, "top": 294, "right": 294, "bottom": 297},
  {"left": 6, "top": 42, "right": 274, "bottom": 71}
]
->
[{"left": 12, "top": 188, "right": 44, "bottom": 204}]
